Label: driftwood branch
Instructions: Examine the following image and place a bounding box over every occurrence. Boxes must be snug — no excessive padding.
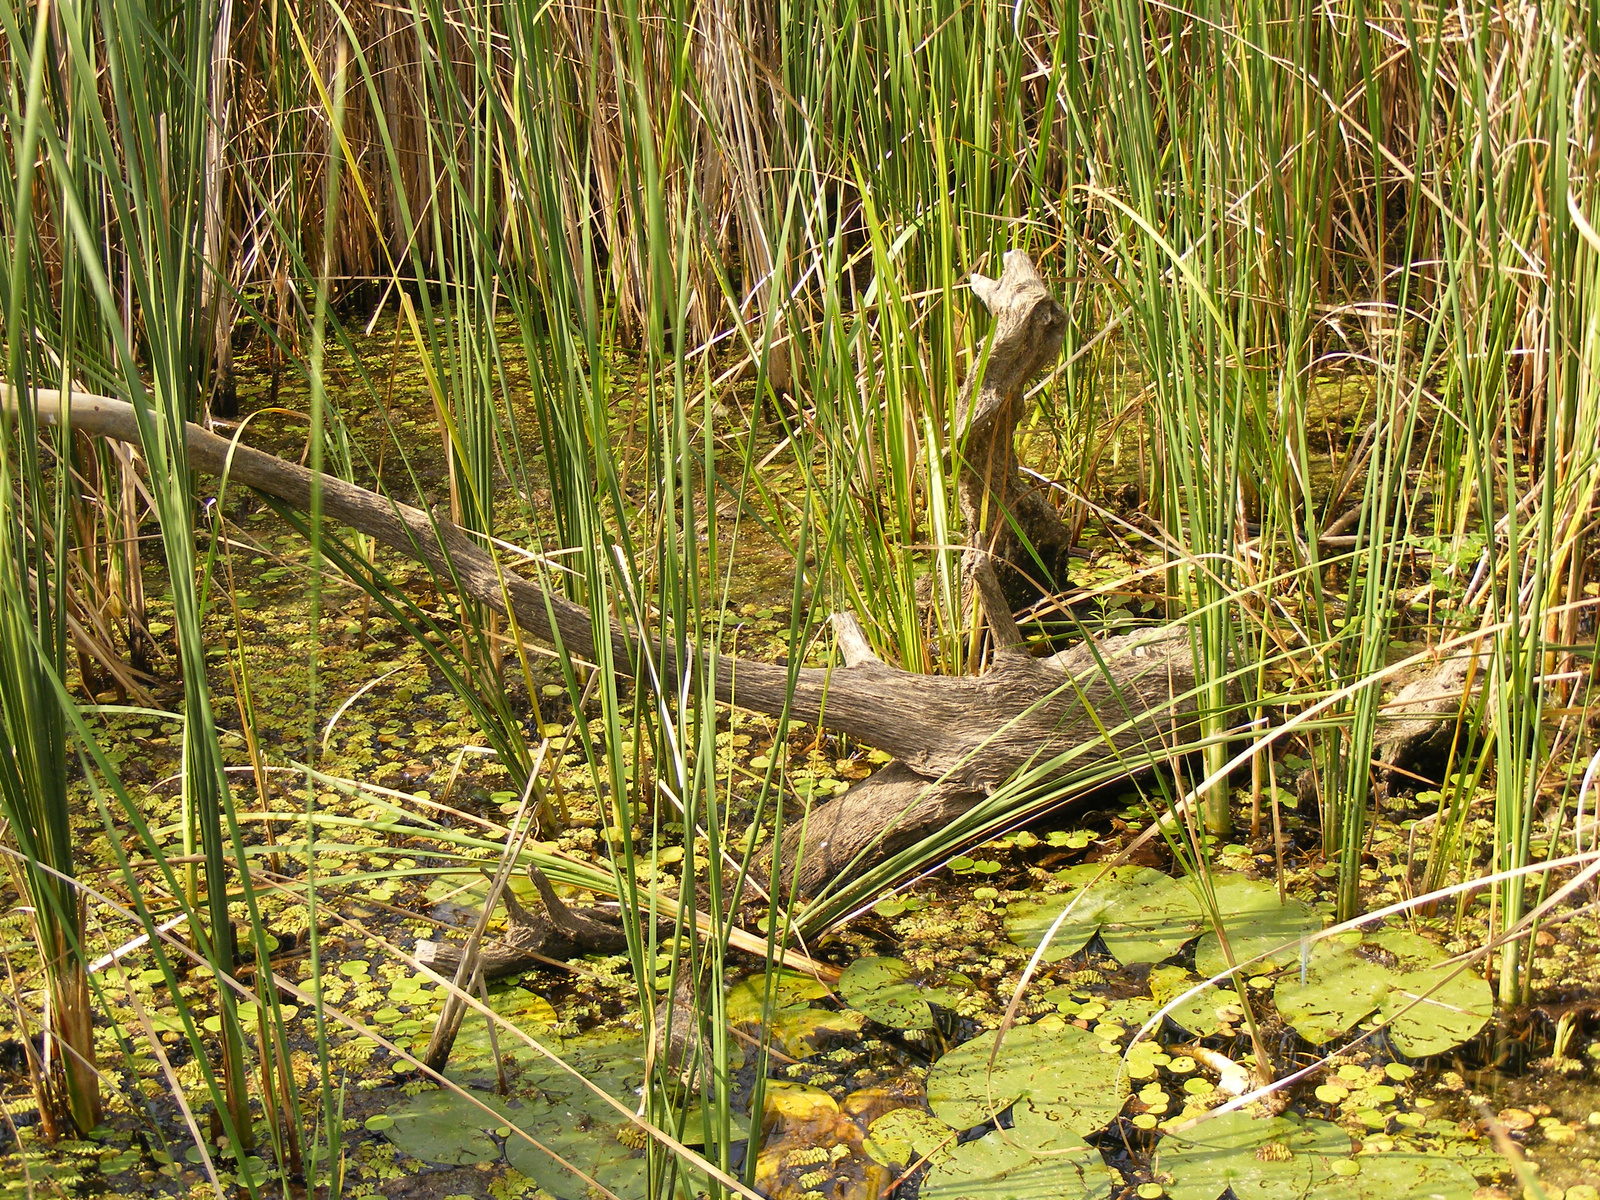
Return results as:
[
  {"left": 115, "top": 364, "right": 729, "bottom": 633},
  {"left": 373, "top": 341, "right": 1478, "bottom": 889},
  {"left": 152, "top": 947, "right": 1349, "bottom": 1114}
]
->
[
  {"left": 1375, "top": 651, "right": 1484, "bottom": 779},
  {"left": 416, "top": 867, "right": 635, "bottom": 980},
  {"left": 957, "top": 251, "right": 1076, "bottom": 621},
  {"left": 18, "top": 388, "right": 1192, "bottom": 798}
]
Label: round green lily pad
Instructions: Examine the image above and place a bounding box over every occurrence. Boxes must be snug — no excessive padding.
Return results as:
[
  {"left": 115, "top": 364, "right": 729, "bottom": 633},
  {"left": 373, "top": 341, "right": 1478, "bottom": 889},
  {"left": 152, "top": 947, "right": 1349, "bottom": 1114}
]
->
[
  {"left": 1305, "top": 1143, "right": 1477, "bottom": 1200},
  {"left": 1274, "top": 940, "right": 1386, "bottom": 1044},
  {"left": 1004, "top": 865, "right": 1153, "bottom": 962},
  {"left": 1193, "top": 876, "right": 1322, "bottom": 981},
  {"left": 928, "top": 1021, "right": 1129, "bottom": 1136},
  {"left": 920, "top": 1117, "right": 1113, "bottom": 1200},
  {"left": 382, "top": 1087, "right": 507, "bottom": 1166},
  {"left": 1154, "top": 1111, "right": 1341, "bottom": 1200},
  {"left": 1150, "top": 965, "right": 1239, "bottom": 1038},
  {"left": 1367, "top": 929, "right": 1492, "bottom": 1057},
  {"left": 1098, "top": 871, "right": 1205, "bottom": 964},
  {"left": 502, "top": 1098, "right": 646, "bottom": 1199},
  {"left": 839, "top": 956, "right": 976, "bottom": 1030}
]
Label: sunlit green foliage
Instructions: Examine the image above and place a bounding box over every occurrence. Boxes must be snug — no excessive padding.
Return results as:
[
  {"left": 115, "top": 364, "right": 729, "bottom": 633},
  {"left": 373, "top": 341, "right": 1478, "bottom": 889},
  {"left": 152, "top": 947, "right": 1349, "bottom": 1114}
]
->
[{"left": 0, "top": 0, "right": 1598, "bottom": 1195}]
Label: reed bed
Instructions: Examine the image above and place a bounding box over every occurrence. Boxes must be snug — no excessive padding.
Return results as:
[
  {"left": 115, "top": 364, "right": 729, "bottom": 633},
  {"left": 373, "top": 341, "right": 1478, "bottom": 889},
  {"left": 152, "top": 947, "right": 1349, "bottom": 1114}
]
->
[{"left": 0, "top": 0, "right": 1595, "bottom": 1194}]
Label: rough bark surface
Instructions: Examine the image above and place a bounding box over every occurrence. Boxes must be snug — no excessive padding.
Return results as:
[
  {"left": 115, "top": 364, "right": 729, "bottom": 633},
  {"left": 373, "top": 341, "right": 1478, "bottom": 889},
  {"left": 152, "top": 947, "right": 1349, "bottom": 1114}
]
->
[
  {"left": 1375, "top": 653, "right": 1482, "bottom": 778},
  {"left": 957, "top": 251, "right": 1075, "bottom": 620},
  {"left": 416, "top": 868, "right": 643, "bottom": 980}
]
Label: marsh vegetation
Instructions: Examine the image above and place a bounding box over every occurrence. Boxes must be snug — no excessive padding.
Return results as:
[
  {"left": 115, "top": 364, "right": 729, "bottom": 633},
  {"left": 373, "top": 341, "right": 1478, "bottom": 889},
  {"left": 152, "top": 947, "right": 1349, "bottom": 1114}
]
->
[{"left": 1, "top": 0, "right": 1600, "bottom": 1197}]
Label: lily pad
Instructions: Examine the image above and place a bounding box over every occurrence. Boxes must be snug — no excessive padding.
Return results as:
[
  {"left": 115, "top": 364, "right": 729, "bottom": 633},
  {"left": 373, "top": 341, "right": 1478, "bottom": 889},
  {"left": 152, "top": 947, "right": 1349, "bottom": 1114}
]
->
[
  {"left": 1274, "top": 938, "right": 1386, "bottom": 1044},
  {"left": 1149, "top": 965, "right": 1242, "bottom": 1039},
  {"left": 1098, "top": 872, "right": 1206, "bottom": 964},
  {"left": 679, "top": 1097, "right": 752, "bottom": 1146},
  {"left": 382, "top": 1087, "right": 508, "bottom": 1166},
  {"left": 767, "top": 1004, "right": 867, "bottom": 1058},
  {"left": 1163, "top": 984, "right": 1242, "bottom": 1039},
  {"left": 1004, "top": 865, "right": 1158, "bottom": 962},
  {"left": 502, "top": 1098, "right": 646, "bottom": 1199},
  {"left": 725, "top": 969, "right": 831, "bottom": 1026},
  {"left": 928, "top": 1021, "right": 1129, "bottom": 1136},
  {"left": 724, "top": 969, "right": 863, "bottom": 1060},
  {"left": 838, "top": 957, "right": 975, "bottom": 1030},
  {"left": 443, "top": 985, "right": 560, "bottom": 1076},
  {"left": 472, "top": 1030, "right": 653, "bottom": 1197},
  {"left": 920, "top": 1117, "right": 1113, "bottom": 1200},
  {"left": 386, "top": 1028, "right": 656, "bottom": 1188},
  {"left": 1368, "top": 929, "right": 1493, "bottom": 1057},
  {"left": 1153, "top": 1112, "right": 1348, "bottom": 1200},
  {"left": 1305, "top": 1143, "right": 1477, "bottom": 1200},
  {"left": 1193, "top": 877, "right": 1322, "bottom": 981},
  {"left": 866, "top": 1107, "right": 957, "bottom": 1168}
]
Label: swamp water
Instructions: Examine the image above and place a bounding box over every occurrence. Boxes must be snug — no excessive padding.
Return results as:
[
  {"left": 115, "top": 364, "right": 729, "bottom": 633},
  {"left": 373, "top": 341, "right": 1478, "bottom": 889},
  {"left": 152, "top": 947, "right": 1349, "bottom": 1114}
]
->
[{"left": 3, "top": 326, "right": 1598, "bottom": 1200}]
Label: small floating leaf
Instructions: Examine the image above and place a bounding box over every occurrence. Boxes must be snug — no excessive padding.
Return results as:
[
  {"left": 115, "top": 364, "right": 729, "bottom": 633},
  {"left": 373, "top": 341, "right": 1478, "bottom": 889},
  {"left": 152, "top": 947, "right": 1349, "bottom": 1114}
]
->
[
  {"left": 838, "top": 957, "right": 974, "bottom": 1030},
  {"left": 928, "top": 1022, "right": 1129, "bottom": 1136}
]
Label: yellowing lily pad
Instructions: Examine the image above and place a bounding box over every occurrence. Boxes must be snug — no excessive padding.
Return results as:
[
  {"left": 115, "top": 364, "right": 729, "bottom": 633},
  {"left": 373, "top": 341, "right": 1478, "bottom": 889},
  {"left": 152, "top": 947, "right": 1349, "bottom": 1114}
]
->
[
  {"left": 928, "top": 1022, "right": 1129, "bottom": 1136},
  {"left": 725, "top": 969, "right": 831, "bottom": 1026},
  {"left": 866, "top": 1107, "right": 956, "bottom": 1168}
]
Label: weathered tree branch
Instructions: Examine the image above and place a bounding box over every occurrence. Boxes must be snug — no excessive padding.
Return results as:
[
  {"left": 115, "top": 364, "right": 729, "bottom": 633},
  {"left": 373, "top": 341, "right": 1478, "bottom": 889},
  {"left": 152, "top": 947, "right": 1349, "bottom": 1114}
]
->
[
  {"left": 19, "top": 383, "right": 1192, "bottom": 798},
  {"left": 957, "top": 251, "right": 1076, "bottom": 618}
]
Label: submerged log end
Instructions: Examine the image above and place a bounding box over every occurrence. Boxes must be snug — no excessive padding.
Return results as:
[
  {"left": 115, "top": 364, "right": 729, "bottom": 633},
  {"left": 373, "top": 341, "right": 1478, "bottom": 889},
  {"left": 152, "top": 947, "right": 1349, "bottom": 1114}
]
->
[{"left": 1375, "top": 653, "right": 1482, "bottom": 778}]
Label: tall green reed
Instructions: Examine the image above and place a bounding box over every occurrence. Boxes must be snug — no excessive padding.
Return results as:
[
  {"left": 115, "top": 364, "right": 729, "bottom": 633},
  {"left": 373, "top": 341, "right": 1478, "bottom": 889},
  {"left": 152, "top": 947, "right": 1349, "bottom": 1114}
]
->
[{"left": 7, "top": 0, "right": 1600, "bottom": 1188}]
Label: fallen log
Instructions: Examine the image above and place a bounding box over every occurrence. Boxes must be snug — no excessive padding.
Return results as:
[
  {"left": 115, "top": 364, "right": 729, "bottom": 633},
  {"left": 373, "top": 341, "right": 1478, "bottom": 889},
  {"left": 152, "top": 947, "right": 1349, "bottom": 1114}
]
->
[{"left": 11, "top": 251, "right": 1201, "bottom": 906}]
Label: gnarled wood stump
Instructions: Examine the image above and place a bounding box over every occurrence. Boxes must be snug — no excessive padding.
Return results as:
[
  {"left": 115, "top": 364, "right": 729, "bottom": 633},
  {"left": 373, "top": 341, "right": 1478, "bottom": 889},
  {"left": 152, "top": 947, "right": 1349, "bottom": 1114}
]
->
[{"left": 958, "top": 251, "right": 1076, "bottom": 628}]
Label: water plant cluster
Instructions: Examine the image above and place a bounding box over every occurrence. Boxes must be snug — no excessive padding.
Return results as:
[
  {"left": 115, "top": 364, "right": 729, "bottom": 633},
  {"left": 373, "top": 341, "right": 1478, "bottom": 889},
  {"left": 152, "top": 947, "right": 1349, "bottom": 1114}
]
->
[{"left": 1, "top": 0, "right": 1599, "bottom": 1197}]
